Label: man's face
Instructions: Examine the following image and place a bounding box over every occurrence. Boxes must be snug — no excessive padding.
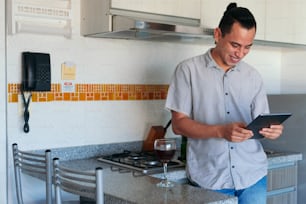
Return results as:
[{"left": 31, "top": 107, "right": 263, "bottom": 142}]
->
[{"left": 212, "top": 22, "right": 256, "bottom": 70}]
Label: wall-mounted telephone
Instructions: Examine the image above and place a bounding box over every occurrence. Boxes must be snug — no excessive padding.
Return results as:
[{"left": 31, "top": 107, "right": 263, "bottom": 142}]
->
[
  {"left": 22, "top": 52, "right": 51, "bottom": 92},
  {"left": 21, "top": 52, "right": 51, "bottom": 133}
]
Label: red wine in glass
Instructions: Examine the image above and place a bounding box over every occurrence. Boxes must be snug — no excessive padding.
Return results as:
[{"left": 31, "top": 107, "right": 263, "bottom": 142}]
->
[
  {"left": 154, "top": 138, "right": 176, "bottom": 188},
  {"left": 155, "top": 149, "right": 175, "bottom": 163}
]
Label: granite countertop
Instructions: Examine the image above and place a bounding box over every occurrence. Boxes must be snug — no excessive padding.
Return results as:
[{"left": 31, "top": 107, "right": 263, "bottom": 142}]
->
[
  {"left": 61, "top": 150, "right": 302, "bottom": 204},
  {"left": 63, "top": 158, "right": 237, "bottom": 204},
  {"left": 29, "top": 141, "right": 302, "bottom": 204},
  {"left": 265, "top": 150, "right": 303, "bottom": 167}
]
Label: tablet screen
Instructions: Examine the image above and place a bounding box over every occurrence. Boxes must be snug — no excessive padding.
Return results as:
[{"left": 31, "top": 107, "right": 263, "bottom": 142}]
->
[{"left": 246, "top": 113, "right": 292, "bottom": 139}]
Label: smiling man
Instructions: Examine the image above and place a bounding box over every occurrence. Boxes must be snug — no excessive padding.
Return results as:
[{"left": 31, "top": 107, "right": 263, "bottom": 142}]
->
[{"left": 165, "top": 2, "right": 283, "bottom": 204}]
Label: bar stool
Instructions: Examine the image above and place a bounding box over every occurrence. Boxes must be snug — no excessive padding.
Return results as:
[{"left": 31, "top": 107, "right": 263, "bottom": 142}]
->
[
  {"left": 53, "top": 158, "right": 104, "bottom": 204},
  {"left": 12, "top": 143, "right": 52, "bottom": 204}
]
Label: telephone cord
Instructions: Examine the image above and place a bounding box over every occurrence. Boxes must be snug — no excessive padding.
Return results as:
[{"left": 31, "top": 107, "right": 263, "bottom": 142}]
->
[{"left": 21, "top": 91, "right": 31, "bottom": 133}]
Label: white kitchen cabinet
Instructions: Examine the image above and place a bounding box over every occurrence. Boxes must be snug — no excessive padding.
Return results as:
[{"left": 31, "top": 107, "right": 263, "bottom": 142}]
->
[
  {"left": 200, "top": 0, "right": 266, "bottom": 40},
  {"left": 265, "top": 0, "right": 298, "bottom": 44},
  {"left": 200, "top": 0, "right": 233, "bottom": 29},
  {"left": 293, "top": 1, "right": 306, "bottom": 44},
  {"left": 266, "top": 0, "right": 306, "bottom": 44},
  {"left": 200, "top": 0, "right": 306, "bottom": 44},
  {"left": 292, "top": 1, "right": 306, "bottom": 44},
  {"left": 111, "top": 0, "right": 201, "bottom": 19},
  {"left": 237, "top": 0, "right": 266, "bottom": 40}
]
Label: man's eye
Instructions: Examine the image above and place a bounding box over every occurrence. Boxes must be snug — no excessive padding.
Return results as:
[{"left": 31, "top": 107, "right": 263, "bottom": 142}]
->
[{"left": 231, "top": 43, "right": 239, "bottom": 48}]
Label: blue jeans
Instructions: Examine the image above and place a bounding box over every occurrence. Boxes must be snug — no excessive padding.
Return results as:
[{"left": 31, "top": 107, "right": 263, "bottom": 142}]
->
[{"left": 214, "top": 176, "right": 267, "bottom": 204}]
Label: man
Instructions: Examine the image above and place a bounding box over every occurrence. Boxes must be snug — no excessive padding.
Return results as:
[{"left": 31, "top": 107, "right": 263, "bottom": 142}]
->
[{"left": 165, "top": 3, "right": 283, "bottom": 204}]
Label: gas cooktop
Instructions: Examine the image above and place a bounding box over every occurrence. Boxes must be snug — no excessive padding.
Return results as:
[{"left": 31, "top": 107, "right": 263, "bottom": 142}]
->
[{"left": 97, "top": 150, "right": 185, "bottom": 176}]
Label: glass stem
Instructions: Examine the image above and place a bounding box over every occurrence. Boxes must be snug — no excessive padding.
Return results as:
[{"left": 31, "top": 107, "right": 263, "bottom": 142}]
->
[{"left": 163, "top": 162, "right": 168, "bottom": 181}]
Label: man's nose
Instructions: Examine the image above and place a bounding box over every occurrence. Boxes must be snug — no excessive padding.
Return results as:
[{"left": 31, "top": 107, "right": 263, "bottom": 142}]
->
[{"left": 235, "top": 48, "right": 246, "bottom": 58}]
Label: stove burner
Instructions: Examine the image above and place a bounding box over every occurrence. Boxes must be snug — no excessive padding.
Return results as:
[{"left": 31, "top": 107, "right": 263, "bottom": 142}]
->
[
  {"left": 118, "top": 152, "right": 161, "bottom": 167},
  {"left": 97, "top": 150, "right": 185, "bottom": 175},
  {"left": 127, "top": 155, "right": 145, "bottom": 160},
  {"left": 143, "top": 160, "right": 159, "bottom": 166}
]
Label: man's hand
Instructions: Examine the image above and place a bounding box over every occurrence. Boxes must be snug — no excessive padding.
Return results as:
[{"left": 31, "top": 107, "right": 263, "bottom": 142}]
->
[
  {"left": 221, "top": 123, "right": 254, "bottom": 142},
  {"left": 260, "top": 124, "right": 283, "bottom": 140}
]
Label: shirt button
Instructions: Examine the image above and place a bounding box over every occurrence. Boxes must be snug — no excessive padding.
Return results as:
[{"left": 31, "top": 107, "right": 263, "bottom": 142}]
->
[
  {"left": 232, "top": 165, "right": 235, "bottom": 168},
  {"left": 230, "top": 147, "right": 234, "bottom": 149},
  {"left": 225, "top": 93, "right": 228, "bottom": 95},
  {"left": 227, "top": 111, "right": 230, "bottom": 114}
]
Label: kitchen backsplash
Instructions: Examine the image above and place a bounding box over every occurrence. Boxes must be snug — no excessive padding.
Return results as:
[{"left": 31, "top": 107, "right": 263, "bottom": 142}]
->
[{"left": 8, "top": 83, "right": 168, "bottom": 102}]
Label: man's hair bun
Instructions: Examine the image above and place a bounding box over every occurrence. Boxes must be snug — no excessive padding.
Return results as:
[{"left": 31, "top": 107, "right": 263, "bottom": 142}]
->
[
  {"left": 226, "top": 2, "right": 237, "bottom": 12},
  {"left": 219, "top": 1, "right": 256, "bottom": 35}
]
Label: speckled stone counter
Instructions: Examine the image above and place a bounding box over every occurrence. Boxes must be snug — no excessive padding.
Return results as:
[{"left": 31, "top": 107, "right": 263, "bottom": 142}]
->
[
  {"left": 35, "top": 141, "right": 302, "bottom": 165},
  {"left": 265, "top": 150, "right": 303, "bottom": 167},
  {"left": 30, "top": 142, "right": 302, "bottom": 204},
  {"left": 63, "top": 158, "right": 237, "bottom": 204},
  {"left": 30, "top": 141, "right": 236, "bottom": 203},
  {"left": 147, "top": 151, "right": 303, "bottom": 184}
]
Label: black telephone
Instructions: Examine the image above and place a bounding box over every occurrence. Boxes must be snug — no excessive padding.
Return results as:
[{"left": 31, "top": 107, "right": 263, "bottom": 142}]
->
[
  {"left": 22, "top": 52, "right": 51, "bottom": 92},
  {"left": 21, "top": 52, "right": 51, "bottom": 133}
]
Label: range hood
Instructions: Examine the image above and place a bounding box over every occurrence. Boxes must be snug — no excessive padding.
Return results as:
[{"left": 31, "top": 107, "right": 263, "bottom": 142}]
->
[{"left": 80, "top": 0, "right": 214, "bottom": 42}]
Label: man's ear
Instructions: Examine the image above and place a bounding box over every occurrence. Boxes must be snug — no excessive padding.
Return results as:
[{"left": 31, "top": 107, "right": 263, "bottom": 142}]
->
[{"left": 214, "top": 28, "right": 222, "bottom": 44}]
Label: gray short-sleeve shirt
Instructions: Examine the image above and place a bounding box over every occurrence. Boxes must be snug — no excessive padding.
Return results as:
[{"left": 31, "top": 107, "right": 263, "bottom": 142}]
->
[{"left": 165, "top": 50, "right": 269, "bottom": 190}]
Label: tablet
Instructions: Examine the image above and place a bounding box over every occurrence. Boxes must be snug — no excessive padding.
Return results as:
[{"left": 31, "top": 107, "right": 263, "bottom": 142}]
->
[{"left": 246, "top": 113, "right": 292, "bottom": 139}]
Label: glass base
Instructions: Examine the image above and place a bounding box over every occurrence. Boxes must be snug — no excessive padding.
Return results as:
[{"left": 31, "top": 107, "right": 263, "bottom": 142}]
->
[{"left": 156, "top": 179, "right": 174, "bottom": 188}]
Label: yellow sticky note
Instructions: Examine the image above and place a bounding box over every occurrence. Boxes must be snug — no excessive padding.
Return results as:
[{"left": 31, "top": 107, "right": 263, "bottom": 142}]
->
[{"left": 61, "top": 62, "right": 76, "bottom": 80}]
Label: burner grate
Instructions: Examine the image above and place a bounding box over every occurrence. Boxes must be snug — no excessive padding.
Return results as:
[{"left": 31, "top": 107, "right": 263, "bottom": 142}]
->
[{"left": 97, "top": 150, "right": 185, "bottom": 175}]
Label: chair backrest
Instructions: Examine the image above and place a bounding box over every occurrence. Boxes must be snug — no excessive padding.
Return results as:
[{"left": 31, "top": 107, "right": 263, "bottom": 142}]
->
[
  {"left": 12, "top": 143, "right": 53, "bottom": 204},
  {"left": 53, "top": 158, "right": 104, "bottom": 204}
]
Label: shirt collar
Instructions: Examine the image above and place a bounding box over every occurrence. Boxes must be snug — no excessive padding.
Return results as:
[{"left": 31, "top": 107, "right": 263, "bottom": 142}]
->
[{"left": 205, "top": 49, "right": 241, "bottom": 72}]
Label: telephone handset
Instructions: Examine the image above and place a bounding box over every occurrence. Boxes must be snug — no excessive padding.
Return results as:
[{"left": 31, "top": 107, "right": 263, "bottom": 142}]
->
[
  {"left": 22, "top": 52, "right": 51, "bottom": 91},
  {"left": 21, "top": 52, "right": 51, "bottom": 133}
]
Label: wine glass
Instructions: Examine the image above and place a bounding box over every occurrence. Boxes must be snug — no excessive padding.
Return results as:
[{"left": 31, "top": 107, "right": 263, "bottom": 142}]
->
[{"left": 154, "top": 138, "right": 177, "bottom": 188}]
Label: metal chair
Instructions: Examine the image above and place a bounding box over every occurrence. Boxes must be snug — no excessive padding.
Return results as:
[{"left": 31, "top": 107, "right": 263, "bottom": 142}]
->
[
  {"left": 12, "top": 143, "right": 53, "bottom": 204},
  {"left": 53, "top": 158, "right": 104, "bottom": 204}
]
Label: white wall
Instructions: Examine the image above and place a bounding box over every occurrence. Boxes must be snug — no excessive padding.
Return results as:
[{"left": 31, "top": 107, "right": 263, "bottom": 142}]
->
[
  {"left": 245, "top": 45, "right": 283, "bottom": 94},
  {"left": 0, "top": 0, "right": 7, "bottom": 203},
  {"left": 6, "top": 38, "right": 213, "bottom": 149},
  {"left": 281, "top": 49, "right": 306, "bottom": 93},
  {"left": 4, "top": 0, "right": 306, "bottom": 203}
]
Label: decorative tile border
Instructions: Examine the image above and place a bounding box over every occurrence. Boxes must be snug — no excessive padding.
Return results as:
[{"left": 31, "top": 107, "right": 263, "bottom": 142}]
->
[{"left": 7, "top": 83, "right": 169, "bottom": 103}]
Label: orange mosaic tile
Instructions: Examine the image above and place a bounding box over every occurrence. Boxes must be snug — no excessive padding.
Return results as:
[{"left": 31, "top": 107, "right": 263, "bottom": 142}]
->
[
  {"left": 9, "top": 93, "right": 18, "bottom": 103},
  {"left": 47, "top": 93, "right": 54, "bottom": 102},
  {"left": 7, "top": 83, "right": 169, "bottom": 103},
  {"left": 79, "top": 93, "right": 86, "bottom": 101},
  {"left": 31, "top": 93, "right": 37, "bottom": 102}
]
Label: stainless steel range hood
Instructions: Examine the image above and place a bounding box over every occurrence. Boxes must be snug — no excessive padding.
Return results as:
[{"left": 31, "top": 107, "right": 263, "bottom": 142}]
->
[{"left": 81, "top": 0, "right": 214, "bottom": 42}]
